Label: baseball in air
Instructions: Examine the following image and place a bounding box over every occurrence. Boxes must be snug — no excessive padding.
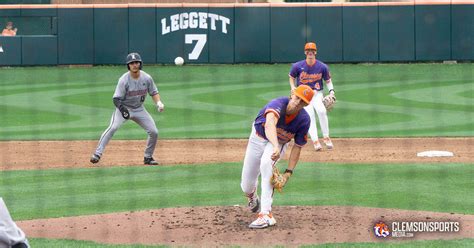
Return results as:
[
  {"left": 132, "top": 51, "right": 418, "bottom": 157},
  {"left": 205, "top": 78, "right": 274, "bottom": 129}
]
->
[{"left": 174, "top": 56, "right": 184, "bottom": 66}]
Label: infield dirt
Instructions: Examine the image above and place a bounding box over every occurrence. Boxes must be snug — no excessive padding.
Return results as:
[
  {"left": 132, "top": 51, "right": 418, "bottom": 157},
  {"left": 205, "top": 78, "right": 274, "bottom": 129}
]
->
[
  {"left": 1, "top": 138, "right": 472, "bottom": 170},
  {"left": 3, "top": 138, "right": 473, "bottom": 246}
]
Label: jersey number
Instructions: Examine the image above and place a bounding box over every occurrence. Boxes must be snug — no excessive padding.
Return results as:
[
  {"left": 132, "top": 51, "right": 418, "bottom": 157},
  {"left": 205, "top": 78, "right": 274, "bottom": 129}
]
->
[
  {"left": 185, "top": 34, "right": 206, "bottom": 60},
  {"left": 140, "top": 95, "right": 145, "bottom": 102}
]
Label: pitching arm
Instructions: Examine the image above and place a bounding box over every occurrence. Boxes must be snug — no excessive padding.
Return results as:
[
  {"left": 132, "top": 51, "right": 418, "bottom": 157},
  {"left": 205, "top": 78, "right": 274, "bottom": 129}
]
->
[
  {"left": 287, "top": 145, "right": 302, "bottom": 171},
  {"left": 265, "top": 112, "right": 281, "bottom": 161},
  {"left": 282, "top": 144, "right": 302, "bottom": 182},
  {"left": 289, "top": 76, "right": 297, "bottom": 92}
]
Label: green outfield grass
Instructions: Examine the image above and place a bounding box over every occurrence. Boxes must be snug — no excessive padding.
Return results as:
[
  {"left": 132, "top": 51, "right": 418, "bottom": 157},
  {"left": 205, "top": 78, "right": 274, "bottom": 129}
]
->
[
  {"left": 26, "top": 237, "right": 474, "bottom": 248},
  {"left": 2, "top": 162, "right": 472, "bottom": 220},
  {"left": 0, "top": 63, "right": 472, "bottom": 140}
]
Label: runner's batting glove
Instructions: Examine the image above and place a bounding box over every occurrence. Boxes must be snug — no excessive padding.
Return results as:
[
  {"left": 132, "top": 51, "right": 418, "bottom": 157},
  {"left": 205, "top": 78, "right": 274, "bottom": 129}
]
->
[
  {"left": 157, "top": 101, "right": 165, "bottom": 112},
  {"left": 119, "top": 105, "right": 130, "bottom": 119}
]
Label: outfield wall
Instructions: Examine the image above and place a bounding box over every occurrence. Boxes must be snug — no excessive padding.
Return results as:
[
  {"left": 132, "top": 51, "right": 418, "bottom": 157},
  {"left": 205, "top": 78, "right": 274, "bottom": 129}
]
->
[{"left": 0, "top": 2, "right": 473, "bottom": 65}]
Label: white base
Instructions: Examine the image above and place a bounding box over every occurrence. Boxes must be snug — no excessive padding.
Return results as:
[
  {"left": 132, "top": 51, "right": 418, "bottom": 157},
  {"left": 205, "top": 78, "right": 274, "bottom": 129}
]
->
[{"left": 417, "top": 150, "right": 454, "bottom": 157}]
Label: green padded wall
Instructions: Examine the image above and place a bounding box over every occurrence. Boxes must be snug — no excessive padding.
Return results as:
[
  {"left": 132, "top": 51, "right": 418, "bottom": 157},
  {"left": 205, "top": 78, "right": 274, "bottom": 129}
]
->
[
  {"left": 156, "top": 7, "right": 184, "bottom": 64},
  {"left": 58, "top": 8, "right": 93, "bottom": 64},
  {"left": 271, "top": 7, "right": 306, "bottom": 63},
  {"left": 21, "top": 7, "right": 56, "bottom": 17},
  {"left": 0, "top": 9, "right": 20, "bottom": 17},
  {"left": 94, "top": 8, "right": 128, "bottom": 64},
  {"left": 182, "top": 6, "right": 209, "bottom": 64},
  {"left": 271, "top": 6, "right": 304, "bottom": 76},
  {"left": 129, "top": 7, "right": 156, "bottom": 64},
  {"left": 451, "top": 5, "right": 474, "bottom": 60},
  {"left": 0, "top": 36, "right": 22, "bottom": 65},
  {"left": 21, "top": 35, "right": 57, "bottom": 65},
  {"left": 208, "top": 7, "right": 234, "bottom": 64},
  {"left": 306, "top": 6, "right": 342, "bottom": 62},
  {"left": 415, "top": 5, "right": 451, "bottom": 61},
  {"left": 0, "top": 4, "right": 473, "bottom": 65},
  {"left": 379, "top": 5, "right": 415, "bottom": 61},
  {"left": 235, "top": 6, "right": 270, "bottom": 63},
  {"left": 343, "top": 6, "right": 378, "bottom": 62}
]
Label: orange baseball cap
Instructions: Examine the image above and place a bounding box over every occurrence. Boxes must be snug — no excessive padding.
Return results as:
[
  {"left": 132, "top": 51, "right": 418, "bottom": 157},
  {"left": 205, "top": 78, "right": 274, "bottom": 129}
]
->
[
  {"left": 294, "top": 85, "right": 314, "bottom": 105},
  {"left": 304, "top": 42, "right": 317, "bottom": 51}
]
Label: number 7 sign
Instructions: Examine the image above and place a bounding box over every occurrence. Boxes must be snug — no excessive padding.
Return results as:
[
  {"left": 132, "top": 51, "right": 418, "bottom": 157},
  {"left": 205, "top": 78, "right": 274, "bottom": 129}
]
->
[{"left": 185, "top": 34, "right": 207, "bottom": 60}]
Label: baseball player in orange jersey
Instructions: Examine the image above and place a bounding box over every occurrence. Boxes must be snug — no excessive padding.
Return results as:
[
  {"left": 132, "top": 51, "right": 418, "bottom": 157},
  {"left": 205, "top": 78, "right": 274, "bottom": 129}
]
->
[
  {"left": 289, "top": 42, "right": 335, "bottom": 151},
  {"left": 241, "top": 85, "right": 314, "bottom": 229}
]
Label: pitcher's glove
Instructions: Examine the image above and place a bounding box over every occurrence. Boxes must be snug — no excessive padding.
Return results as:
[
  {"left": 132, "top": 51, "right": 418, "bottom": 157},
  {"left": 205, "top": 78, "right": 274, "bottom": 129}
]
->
[
  {"left": 322, "top": 94, "right": 336, "bottom": 112},
  {"left": 118, "top": 105, "right": 130, "bottom": 119},
  {"left": 271, "top": 167, "right": 292, "bottom": 193}
]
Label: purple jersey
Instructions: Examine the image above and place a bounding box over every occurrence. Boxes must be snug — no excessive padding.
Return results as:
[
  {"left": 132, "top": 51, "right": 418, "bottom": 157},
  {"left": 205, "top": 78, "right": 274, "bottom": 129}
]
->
[
  {"left": 254, "top": 97, "right": 310, "bottom": 147},
  {"left": 289, "top": 60, "right": 331, "bottom": 91}
]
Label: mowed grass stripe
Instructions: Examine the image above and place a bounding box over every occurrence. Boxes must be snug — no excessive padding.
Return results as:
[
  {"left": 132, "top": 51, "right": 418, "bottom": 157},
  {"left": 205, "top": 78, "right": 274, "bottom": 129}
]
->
[
  {"left": 1, "top": 162, "right": 472, "bottom": 220},
  {"left": 0, "top": 63, "right": 472, "bottom": 139},
  {"left": 27, "top": 237, "right": 474, "bottom": 248}
]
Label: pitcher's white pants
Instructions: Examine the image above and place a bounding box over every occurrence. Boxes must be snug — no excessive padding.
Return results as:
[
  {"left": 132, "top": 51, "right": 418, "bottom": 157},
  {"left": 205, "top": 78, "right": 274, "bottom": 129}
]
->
[
  {"left": 0, "top": 198, "right": 29, "bottom": 248},
  {"left": 304, "top": 90, "right": 329, "bottom": 142},
  {"left": 241, "top": 125, "right": 288, "bottom": 214}
]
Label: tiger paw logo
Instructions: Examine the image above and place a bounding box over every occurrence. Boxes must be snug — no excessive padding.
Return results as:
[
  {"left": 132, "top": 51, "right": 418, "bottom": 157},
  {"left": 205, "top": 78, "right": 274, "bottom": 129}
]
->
[
  {"left": 374, "top": 221, "right": 390, "bottom": 238},
  {"left": 303, "top": 89, "right": 310, "bottom": 96}
]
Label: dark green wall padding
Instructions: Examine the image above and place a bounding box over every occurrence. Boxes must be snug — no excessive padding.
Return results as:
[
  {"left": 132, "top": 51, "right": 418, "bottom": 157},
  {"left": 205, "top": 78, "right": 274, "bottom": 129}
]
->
[
  {"left": 235, "top": 7, "right": 270, "bottom": 63},
  {"left": 451, "top": 5, "right": 474, "bottom": 60},
  {"left": 415, "top": 5, "right": 451, "bottom": 61},
  {"left": 343, "top": 6, "right": 379, "bottom": 62},
  {"left": 129, "top": 7, "right": 156, "bottom": 64},
  {"left": 1, "top": 4, "right": 473, "bottom": 66},
  {"left": 0, "top": 36, "right": 21, "bottom": 65},
  {"left": 93, "top": 8, "right": 128, "bottom": 64},
  {"left": 378, "top": 5, "right": 415, "bottom": 61},
  {"left": 271, "top": 7, "right": 306, "bottom": 63},
  {"left": 22, "top": 35, "right": 57, "bottom": 65},
  {"left": 307, "top": 6, "right": 343, "bottom": 63},
  {"left": 57, "top": 8, "right": 93, "bottom": 64}
]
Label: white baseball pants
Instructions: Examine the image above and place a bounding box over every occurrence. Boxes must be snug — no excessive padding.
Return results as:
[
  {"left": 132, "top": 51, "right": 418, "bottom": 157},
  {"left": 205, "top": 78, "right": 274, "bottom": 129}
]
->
[
  {"left": 0, "top": 198, "right": 29, "bottom": 248},
  {"left": 304, "top": 90, "right": 329, "bottom": 142},
  {"left": 241, "top": 125, "right": 288, "bottom": 214}
]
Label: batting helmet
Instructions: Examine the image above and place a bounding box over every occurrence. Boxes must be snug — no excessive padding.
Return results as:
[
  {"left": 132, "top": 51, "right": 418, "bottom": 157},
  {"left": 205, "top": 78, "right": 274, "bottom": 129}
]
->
[
  {"left": 126, "top": 52, "right": 143, "bottom": 70},
  {"left": 304, "top": 42, "right": 317, "bottom": 51}
]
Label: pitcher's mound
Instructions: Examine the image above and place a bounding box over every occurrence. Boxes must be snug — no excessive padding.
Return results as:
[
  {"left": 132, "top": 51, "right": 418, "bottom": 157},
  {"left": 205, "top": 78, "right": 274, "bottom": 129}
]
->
[{"left": 19, "top": 206, "right": 474, "bottom": 246}]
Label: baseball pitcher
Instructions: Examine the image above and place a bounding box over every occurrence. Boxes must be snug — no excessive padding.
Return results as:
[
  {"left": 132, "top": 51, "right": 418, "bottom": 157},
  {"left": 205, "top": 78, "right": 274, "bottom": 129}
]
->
[
  {"left": 241, "top": 85, "right": 314, "bottom": 229},
  {"left": 0, "top": 198, "right": 29, "bottom": 248},
  {"left": 90, "top": 53, "right": 165, "bottom": 165},
  {"left": 289, "top": 42, "right": 336, "bottom": 151}
]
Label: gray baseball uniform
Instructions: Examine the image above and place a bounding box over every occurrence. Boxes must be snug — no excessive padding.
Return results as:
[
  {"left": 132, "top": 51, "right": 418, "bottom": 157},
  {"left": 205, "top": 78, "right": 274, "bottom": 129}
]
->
[
  {"left": 94, "top": 70, "right": 159, "bottom": 158},
  {"left": 0, "top": 198, "right": 29, "bottom": 248}
]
